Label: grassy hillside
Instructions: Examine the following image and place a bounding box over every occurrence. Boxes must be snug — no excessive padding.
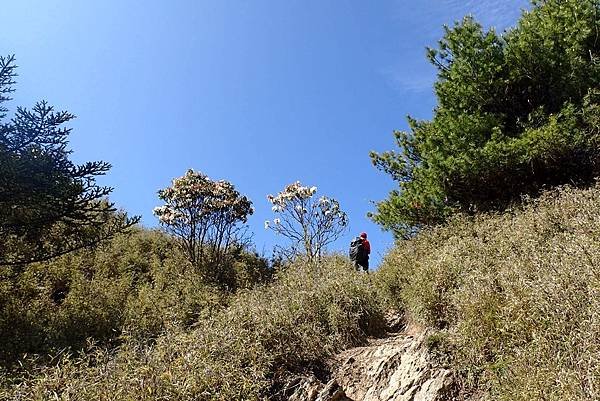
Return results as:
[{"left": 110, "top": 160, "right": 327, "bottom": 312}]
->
[
  {"left": 4, "top": 184, "right": 600, "bottom": 400},
  {"left": 1, "top": 251, "right": 383, "bottom": 400},
  {"left": 0, "top": 230, "right": 229, "bottom": 362},
  {"left": 376, "top": 184, "right": 600, "bottom": 400}
]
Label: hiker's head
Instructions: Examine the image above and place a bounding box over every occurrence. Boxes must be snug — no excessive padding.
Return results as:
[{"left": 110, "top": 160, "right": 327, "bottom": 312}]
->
[{"left": 360, "top": 232, "right": 367, "bottom": 239}]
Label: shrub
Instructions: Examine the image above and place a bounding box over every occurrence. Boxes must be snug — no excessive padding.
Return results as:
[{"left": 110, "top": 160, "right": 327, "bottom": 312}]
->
[
  {"left": 153, "top": 169, "right": 254, "bottom": 284},
  {"left": 265, "top": 182, "right": 348, "bottom": 261}
]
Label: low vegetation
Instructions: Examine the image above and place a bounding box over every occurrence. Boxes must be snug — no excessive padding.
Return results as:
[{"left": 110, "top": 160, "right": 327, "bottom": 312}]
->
[
  {"left": 1, "top": 256, "right": 384, "bottom": 400},
  {"left": 0, "top": 229, "right": 228, "bottom": 363},
  {"left": 376, "top": 184, "right": 600, "bottom": 400}
]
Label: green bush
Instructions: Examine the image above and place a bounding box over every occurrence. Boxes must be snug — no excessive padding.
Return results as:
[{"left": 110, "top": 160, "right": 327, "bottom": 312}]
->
[
  {"left": 0, "top": 254, "right": 131, "bottom": 361},
  {"left": 376, "top": 184, "right": 600, "bottom": 400}
]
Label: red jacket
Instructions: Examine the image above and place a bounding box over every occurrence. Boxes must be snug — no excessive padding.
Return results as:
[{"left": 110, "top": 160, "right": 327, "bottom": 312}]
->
[{"left": 362, "top": 239, "right": 371, "bottom": 255}]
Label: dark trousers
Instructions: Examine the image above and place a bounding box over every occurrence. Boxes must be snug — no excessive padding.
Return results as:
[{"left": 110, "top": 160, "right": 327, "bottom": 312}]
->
[{"left": 354, "top": 257, "right": 369, "bottom": 271}]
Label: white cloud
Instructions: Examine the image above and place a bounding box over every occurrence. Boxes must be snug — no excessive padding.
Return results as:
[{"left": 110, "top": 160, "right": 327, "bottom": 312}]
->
[
  {"left": 439, "top": 0, "right": 529, "bottom": 31},
  {"left": 383, "top": 0, "right": 530, "bottom": 95},
  {"left": 382, "top": 66, "right": 436, "bottom": 94},
  {"left": 390, "top": 0, "right": 530, "bottom": 33}
]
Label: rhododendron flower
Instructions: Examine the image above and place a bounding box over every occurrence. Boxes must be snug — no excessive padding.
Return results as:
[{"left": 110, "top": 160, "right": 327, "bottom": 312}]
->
[
  {"left": 265, "top": 180, "right": 348, "bottom": 261},
  {"left": 154, "top": 169, "right": 253, "bottom": 267}
]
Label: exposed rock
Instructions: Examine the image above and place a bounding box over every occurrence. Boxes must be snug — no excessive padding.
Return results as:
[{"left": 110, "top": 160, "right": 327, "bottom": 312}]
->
[
  {"left": 286, "top": 375, "right": 351, "bottom": 401},
  {"left": 286, "top": 321, "right": 454, "bottom": 401},
  {"left": 333, "top": 323, "right": 453, "bottom": 401}
]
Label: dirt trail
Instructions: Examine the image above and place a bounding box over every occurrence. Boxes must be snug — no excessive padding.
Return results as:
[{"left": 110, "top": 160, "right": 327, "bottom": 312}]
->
[{"left": 285, "top": 319, "right": 454, "bottom": 401}]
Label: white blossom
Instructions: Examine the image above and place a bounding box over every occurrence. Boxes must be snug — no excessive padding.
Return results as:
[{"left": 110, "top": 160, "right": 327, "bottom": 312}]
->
[{"left": 265, "top": 180, "right": 348, "bottom": 261}]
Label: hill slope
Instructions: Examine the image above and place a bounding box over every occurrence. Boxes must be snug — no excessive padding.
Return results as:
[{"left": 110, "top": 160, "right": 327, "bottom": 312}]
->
[
  {"left": 376, "top": 184, "right": 600, "bottom": 400},
  {"left": 3, "top": 184, "right": 600, "bottom": 400}
]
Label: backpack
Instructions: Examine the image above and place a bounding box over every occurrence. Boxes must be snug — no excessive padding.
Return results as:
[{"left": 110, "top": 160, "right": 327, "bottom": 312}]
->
[{"left": 349, "top": 237, "right": 365, "bottom": 261}]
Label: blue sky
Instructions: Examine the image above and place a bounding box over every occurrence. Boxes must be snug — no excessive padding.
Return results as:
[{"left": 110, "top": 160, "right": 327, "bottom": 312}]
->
[{"left": 2, "top": 0, "right": 529, "bottom": 266}]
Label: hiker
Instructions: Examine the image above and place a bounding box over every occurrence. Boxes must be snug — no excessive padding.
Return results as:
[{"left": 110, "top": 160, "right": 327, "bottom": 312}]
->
[{"left": 349, "top": 232, "right": 371, "bottom": 271}]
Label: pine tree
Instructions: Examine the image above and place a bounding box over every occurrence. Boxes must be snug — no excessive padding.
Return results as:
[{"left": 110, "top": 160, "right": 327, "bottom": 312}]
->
[
  {"left": 0, "top": 55, "right": 139, "bottom": 266},
  {"left": 372, "top": 0, "right": 600, "bottom": 238}
]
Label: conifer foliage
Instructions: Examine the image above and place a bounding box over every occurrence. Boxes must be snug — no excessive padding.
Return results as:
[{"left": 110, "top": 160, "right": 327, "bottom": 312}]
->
[
  {"left": 371, "top": 0, "right": 600, "bottom": 238},
  {"left": 0, "top": 55, "right": 139, "bottom": 266}
]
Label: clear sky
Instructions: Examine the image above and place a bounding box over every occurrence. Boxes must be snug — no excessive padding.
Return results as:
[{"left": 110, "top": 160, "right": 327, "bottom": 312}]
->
[{"left": 3, "top": 0, "right": 529, "bottom": 267}]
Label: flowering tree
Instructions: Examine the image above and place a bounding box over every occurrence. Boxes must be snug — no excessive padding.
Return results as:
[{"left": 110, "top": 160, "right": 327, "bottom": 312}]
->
[
  {"left": 154, "top": 169, "right": 253, "bottom": 272},
  {"left": 265, "top": 181, "right": 348, "bottom": 261}
]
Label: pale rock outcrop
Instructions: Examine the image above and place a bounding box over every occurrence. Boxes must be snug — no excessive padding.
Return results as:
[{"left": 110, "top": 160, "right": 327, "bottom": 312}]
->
[
  {"left": 286, "top": 376, "right": 351, "bottom": 401},
  {"left": 333, "top": 324, "right": 453, "bottom": 401},
  {"left": 286, "top": 322, "right": 454, "bottom": 401}
]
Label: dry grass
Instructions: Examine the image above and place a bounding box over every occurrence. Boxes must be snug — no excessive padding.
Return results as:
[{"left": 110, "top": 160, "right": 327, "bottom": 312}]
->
[
  {"left": 1, "top": 256, "right": 384, "bottom": 400},
  {"left": 7, "top": 184, "right": 600, "bottom": 400},
  {"left": 0, "top": 229, "right": 228, "bottom": 363},
  {"left": 376, "top": 184, "right": 600, "bottom": 400}
]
